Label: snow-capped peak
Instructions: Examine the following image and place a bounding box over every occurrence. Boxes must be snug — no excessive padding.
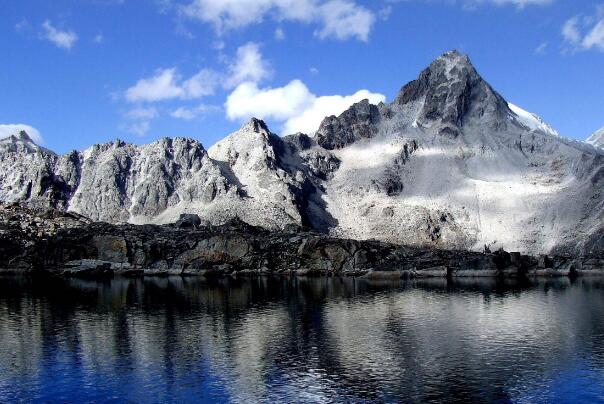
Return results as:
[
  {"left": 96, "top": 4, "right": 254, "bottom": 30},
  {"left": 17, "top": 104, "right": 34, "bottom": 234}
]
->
[
  {"left": 0, "top": 130, "right": 55, "bottom": 156},
  {"left": 508, "top": 103, "right": 560, "bottom": 137},
  {"left": 586, "top": 127, "right": 604, "bottom": 149},
  {"left": 0, "top": 130, "right": 34, "bottom": 144}
]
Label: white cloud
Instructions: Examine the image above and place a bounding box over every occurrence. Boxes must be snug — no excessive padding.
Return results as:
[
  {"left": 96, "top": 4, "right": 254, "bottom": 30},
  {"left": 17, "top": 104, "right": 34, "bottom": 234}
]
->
[
  {"left": 583, "top": 20, "right": 604, "bottom": 51},
  {"left": 283, "top": 89, "right": 386, "bottom": 134},
  {"left": 125, "top": 42, "right": 267, "bottom": 104},
  {"left": 181, "top": 0, "right": 376, "bottom": 41},
  {"left": 0, "top": 124, "right": 44, "bottom": 144},
  {"left": 457, "top": 0, "right": 553, "bottom": 8},
  {"left": 126, "top": 68, "right": 183, "bottom": 102},
  {"left": 562, "top": 11, "right": 604, "bottom": 52},
  {"left": 183, "top": 69, "right": 222, "bottom": 97},
  {"left": 314, "top": 0, "right": 375, "bottom": 42},
  {"left": 226, "top": 42, "right": 271, "bottom": 88},
  {"left": 535, "top": 41, "right": 548, "bottom": 55},
  {"left": 124, "top": 107, "right": 158, "bottom": 120},
  {"left": 170, "top": 104, "right": 218, "bottom": 120},
  {"left": 225, "top": 79, "right": 385, "bottom": 134},
  {"left": 274, "top": 27, "right": 285, "bottom": 40},
  {"left": 487, "top": 0, "right": 552, "bottom": 6},
  {"left": 42, "top": 20, "right": 78, "bottom": 50},
  {"left": 119, "top": 107, "right": 158, "bottom": 137},
  {"left": 562, "top": 16, "right": 581, "bottom": 45},
  {"left": 15, "top": 19, "right": 32, "bottom": 33},
  {"left": 93, "top": 33, "right": 104, "bottom": 44},
  {"left": 119, "top": 121, "right": 151, "bottom": 136},
  {"left": 226, "top": 80, "right": 313, "bottom": 121},
  {"left": 125, "top": 67, "right": 220, "bottom": 102},
  {"left": 387, "top": 0, "right": 553, "bottom": 9}
]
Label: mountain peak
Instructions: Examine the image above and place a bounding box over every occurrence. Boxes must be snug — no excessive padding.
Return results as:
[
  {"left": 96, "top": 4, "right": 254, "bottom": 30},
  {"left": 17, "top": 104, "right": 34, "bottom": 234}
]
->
[
  {"left": 2, "top": 130, "right": 35, "bottom": 144},
  {"left": 587, "top": 127, "right": 604, "bottom": 149},
  {"left": 241, "top": 117, "right": 271, "bottom": 134},
  {"left": 14, "top": 130, "right": 33, "bottom": 142},
  {"left": 438, "top": 49, "right": 471, "bottom": 66},
  {"left": 393, "top": 50, "right": 509, "bottom": 137}
]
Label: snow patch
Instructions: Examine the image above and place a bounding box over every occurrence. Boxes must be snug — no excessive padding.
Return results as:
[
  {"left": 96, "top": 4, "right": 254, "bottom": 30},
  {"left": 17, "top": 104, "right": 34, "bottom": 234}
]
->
[{"left": 508, "top": 103, "right": 560, "bottom": 138}]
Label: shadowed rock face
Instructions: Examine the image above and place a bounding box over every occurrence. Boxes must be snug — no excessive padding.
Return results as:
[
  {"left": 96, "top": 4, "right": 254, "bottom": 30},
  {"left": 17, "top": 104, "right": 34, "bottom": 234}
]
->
[
  {"left": 316, "top": 99, "right": 382, "bottom": 150},
  {"left": 393, "top": 50, "right": 511, "bottom": 137},
  {"left": 2, "top": 203, "right": 602, "bottom": 278},
  {"left": 1, "top": 51, "right": 603, "bottom": 256}
]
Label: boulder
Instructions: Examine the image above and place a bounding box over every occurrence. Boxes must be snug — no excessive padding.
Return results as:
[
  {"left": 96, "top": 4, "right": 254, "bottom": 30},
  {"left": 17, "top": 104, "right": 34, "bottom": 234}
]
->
[{"left": 175, "top": 214, "right": 202, "bottom": 229}]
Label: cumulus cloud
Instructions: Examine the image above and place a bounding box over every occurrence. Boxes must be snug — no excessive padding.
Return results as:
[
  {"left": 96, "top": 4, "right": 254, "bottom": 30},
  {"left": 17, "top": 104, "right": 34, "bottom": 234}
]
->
[
  {"left": 124, "top": 107, "right": 158, "bottom": 120},
  {"left": 534, "top": 41, "right": 548, "bottom": 55},
  {"left": 171, "top": 104, "right": 219, "bottom": 120},
  {"left": 458, "top": 0, "right": 553, "bottom": 8},
  {"left": 119, "top": 121, "right": 151, "bottom": 136},
  {"left": 119, "top": 107, "right": 159, "bottom": 136},
  {"left": 124, "top": 42, "right": 268, "bottom": 106},
  {"left": 181, "top": 0, "right": 376, "bottom": 41},
  {"left": 0, "top": 124, "right": 44, "bottom": 144},
  {"left": 42, "top": 20, "right": 78, "bottom": 50},
  {"left": 125, "top": 67, "right": 221, "bottom": 103},
  {"left": 485, "top": 0, "right": 552, "bottom": 6},
  {"left": 562, "top": 16, "right": 581, "bottom": 45},
  {"left": 274, "top": 27, "right": 285, "bottom": 40},
  {"left": 583, "top": 20, "right": 604, "bottom": 51},
  {"left": 283, "top": 89, "right": 385, "bottom": 134},
  {"left": 225, "top": 79, "right": 385, "bottom": 134},
  {"left": 225, "top": 42, "right": 272, "bottom": 88},
  {"left": 562, "top": 10, "right": 604, "bottom": 52},
  {"left": 314, "top": 0, "right": 375, "bottom": 41},
  {"left": 226, "top": 80, "right": 313, "bottom": 121},
  {"left": 387, "top": 0, "right": 552, "bottom": 9}
]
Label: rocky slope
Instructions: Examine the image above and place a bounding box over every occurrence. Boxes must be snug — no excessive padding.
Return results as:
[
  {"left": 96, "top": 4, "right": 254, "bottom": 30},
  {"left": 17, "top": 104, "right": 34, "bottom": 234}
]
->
[{"left": 1, "top": 50, "right": 603, "bottom": 256}]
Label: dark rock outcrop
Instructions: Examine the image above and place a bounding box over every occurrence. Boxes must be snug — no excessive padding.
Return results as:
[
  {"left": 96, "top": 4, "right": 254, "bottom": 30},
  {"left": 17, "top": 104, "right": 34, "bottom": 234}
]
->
[
  {"left": 393, "top": 50, "right": 511, "bottom": 137},
  {"left": 315, "top": 99, "right": 381, "bottom": 150},
  {"left": 0, "top": 203, "right": 601, "bottom": 278}
]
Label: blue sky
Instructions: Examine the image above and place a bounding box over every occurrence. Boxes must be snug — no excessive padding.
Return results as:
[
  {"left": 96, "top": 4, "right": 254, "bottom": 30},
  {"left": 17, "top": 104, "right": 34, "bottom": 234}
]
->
[{"left": 1, "top": 0, "right": 603, "bottom": 153}]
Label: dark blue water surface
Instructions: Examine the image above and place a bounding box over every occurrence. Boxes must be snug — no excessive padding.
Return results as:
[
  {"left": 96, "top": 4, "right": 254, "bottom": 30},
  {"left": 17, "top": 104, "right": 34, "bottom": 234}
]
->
[{"left": 0, "top": 275, "right": 603, "bottom": 403}]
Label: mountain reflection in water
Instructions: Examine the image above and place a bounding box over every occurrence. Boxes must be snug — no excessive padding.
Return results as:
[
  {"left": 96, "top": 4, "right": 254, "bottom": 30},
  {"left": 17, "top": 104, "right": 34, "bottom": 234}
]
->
[{"left": 0, "top": 275, "right": 603, "bottom": 403}]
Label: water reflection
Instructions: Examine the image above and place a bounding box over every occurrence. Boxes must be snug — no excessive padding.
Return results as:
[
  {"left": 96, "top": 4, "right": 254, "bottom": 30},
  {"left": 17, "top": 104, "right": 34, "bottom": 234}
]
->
[{"left": 0, "top": 275, "right": 603, "bottom": 403}]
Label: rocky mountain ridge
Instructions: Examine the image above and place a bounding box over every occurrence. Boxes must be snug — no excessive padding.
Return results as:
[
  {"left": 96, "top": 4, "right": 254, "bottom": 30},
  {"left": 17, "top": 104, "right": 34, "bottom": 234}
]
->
[{"left": 1, "top": 50, "right": 603, "bottom": 256}]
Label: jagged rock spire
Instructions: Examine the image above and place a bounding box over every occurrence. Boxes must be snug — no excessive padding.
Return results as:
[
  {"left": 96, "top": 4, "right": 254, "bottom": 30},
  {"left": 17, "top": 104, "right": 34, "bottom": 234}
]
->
[
  {"left": 15, "top": 130, "right": 33, "bottom": 142},
  {"left": 315, "top": 99, "right": 381, "bottom": 150},
  {"left": 394, "top": 50, "right": 511, "bottom": 137},
  {"left": 241, "top": 117, "right": 271, "bottom": 134}
]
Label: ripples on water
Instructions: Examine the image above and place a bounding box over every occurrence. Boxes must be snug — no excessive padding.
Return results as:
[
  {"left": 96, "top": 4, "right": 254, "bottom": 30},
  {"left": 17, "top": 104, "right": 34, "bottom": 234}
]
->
[{"left": 0, "top": 275, "right": 603, "bottom": 403}]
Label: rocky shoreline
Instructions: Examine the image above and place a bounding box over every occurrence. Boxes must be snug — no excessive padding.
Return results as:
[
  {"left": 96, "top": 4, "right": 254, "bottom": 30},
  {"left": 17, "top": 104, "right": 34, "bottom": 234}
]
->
[{"left": 0, "top": 203, "right": 602, "bottom": 278}]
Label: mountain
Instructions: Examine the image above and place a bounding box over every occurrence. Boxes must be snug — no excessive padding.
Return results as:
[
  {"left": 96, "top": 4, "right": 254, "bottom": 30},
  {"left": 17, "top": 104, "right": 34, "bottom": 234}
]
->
[
  {"left": 587, "top": 127, "right": 604, "bottom": 150},
  {"left": 1, "top": 50, "right": 603, "bottom": 255}
]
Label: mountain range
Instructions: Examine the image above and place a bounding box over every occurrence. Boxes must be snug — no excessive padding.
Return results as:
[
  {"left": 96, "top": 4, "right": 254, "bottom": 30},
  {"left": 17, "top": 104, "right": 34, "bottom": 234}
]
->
[{"left": 1, "top": 50, "right": 603, "bottom": 255}]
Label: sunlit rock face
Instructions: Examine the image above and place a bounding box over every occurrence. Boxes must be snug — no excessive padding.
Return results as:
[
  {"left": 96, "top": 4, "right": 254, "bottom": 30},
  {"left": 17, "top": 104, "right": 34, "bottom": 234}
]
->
[{"left": 1, "top": 51, "right": 603, "bottom": 255}]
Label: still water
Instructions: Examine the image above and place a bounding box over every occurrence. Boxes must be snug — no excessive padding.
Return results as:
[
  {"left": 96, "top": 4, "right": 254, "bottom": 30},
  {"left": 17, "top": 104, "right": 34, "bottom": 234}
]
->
[{"left": 0, "top": 275, "right": 603, "bottom": 403}]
